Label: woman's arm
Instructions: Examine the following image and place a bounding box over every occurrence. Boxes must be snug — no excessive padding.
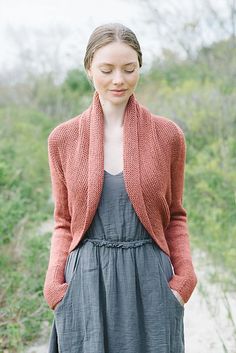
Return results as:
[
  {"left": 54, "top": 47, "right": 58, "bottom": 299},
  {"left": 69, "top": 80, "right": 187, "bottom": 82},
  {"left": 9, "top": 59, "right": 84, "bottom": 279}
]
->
[
  {"left": 165, "top": 125, "right": 197, "bottom": 304},
  {"left": 43, "top": 132, "right": 72, "bottom": 309}
]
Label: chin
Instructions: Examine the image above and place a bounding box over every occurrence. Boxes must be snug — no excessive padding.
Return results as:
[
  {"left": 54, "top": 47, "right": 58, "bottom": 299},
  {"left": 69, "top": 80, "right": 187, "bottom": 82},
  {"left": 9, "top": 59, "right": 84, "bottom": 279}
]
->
[{"left": 110, "top": 97, "right": 130, "bottom": 105}]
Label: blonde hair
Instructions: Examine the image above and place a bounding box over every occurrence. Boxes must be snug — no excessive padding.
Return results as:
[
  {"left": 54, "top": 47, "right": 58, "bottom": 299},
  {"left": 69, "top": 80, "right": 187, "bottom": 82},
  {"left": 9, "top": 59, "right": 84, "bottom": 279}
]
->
[{"left": 84, "top": 23, "right": 142, "bottom": 70}]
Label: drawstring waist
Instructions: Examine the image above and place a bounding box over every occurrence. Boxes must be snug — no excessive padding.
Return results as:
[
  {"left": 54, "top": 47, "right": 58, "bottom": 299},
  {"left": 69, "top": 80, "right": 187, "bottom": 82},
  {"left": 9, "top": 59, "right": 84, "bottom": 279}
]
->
[{"left": 81, "top": 238, "right": 154, "bottom": 249}]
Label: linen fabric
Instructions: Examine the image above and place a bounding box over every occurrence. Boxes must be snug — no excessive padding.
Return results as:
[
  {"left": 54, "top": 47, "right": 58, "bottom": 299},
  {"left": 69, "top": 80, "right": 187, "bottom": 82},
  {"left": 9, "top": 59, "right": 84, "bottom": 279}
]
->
[{"left": 48, "top": 170, "right": 185, "bottom": 353}]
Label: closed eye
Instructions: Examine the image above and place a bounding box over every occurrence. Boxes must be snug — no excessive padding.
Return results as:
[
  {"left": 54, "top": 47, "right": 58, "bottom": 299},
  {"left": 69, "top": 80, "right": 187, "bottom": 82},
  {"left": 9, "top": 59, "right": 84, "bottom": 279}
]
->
[{"left": 101, "top": 69, "right": 135, "bottom": 74}]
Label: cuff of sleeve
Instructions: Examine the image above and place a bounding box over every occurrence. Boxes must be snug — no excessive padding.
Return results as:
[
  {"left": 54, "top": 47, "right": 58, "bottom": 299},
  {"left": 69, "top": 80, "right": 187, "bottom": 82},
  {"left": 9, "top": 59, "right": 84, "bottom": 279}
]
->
[
  {"left": 43, "top": 265, "right": 68, "bottom": 309},
  {"left": 168, "top": 270, "right": 198, "bottom": 303},
  {"left": 171, "top": 289, "right": 185, "bottom": 306}
]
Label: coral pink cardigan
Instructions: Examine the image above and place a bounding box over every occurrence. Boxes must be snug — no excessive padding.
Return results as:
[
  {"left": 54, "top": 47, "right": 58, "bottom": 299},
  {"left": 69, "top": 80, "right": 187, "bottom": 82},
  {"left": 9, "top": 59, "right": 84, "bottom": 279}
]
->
[{"left": 43, "top": 91, "right": 197, "bottom": 309}]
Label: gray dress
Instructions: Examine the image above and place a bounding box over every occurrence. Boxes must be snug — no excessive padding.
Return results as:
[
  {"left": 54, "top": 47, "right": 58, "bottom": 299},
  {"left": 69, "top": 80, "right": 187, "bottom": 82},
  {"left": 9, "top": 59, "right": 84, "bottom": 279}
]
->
[{"left": 48, "top": 170, "right": 185, "bottom": 353}]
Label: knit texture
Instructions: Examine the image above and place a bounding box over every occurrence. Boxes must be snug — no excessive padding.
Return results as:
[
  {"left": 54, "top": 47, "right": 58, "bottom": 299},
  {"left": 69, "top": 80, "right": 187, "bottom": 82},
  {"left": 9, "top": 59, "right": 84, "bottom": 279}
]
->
[{"left": 43, "top": 91, "right": 197, "bottom": 309}]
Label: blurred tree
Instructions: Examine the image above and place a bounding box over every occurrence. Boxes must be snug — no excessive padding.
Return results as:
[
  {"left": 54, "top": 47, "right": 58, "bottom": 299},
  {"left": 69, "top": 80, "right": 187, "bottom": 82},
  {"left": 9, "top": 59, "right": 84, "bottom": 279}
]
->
[
  {"left": 62, "top": 68, "right": 91, "bottom": 93},
  {"left": 134, "top": 0, "right": 236, "bottom": 61}
]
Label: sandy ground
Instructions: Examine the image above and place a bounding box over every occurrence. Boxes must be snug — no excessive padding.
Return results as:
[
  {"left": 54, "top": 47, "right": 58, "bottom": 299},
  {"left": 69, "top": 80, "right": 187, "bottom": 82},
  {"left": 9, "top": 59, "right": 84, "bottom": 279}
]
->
[
  {"left": 184, "top": 249, "right": 236, "bottom": 353},
  {"left": 24, "top": 220, "right": 236, "bottom": 353}
]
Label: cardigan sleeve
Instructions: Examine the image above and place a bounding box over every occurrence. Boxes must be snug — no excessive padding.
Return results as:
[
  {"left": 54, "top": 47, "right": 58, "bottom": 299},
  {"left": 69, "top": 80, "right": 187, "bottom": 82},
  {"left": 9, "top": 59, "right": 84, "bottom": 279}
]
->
[
  {"left": 43, "top": 132, "right": 72, "bottom": 310},
  {"left": 164, "top": 125, "right": 197, "bottom": 303}
]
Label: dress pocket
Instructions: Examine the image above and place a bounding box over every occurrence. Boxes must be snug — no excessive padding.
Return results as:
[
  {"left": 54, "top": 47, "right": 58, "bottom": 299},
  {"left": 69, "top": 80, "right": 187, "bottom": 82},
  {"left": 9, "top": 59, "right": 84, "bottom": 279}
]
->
[
  {"left": 54, "top": 246, "right": 81, "bottom": 313},
  {"left": 151, "top": 244, "right": 185, "bottom": 311},
  {"left": 54, "top": 270, "right": 76, "bottom": 313}
]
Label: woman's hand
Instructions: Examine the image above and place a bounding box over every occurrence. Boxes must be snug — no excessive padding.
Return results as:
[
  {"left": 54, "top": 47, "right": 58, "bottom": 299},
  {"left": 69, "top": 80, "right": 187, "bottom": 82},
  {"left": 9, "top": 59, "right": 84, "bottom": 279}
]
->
[{"left": 171, "top": 289, "right": 185, "bottom": 306}]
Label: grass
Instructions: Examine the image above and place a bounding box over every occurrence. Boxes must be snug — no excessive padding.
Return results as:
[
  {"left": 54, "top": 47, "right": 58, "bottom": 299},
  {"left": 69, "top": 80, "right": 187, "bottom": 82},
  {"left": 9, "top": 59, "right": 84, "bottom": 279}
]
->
[{"left": 0, "top": 71, "right": 235, "bottom": 351}]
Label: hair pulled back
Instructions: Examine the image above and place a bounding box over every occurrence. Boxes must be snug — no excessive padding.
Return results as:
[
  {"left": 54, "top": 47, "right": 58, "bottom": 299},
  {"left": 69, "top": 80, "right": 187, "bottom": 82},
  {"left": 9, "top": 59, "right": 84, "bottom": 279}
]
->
[{"left": 83, "top": 23, "right": 142, "bottom": 71}]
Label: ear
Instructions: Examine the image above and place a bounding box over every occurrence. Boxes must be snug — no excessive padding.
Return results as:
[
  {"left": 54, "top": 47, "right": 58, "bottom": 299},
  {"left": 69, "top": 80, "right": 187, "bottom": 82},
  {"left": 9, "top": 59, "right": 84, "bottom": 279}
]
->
[
  {"left": 86, "top": 69, "right": 92, "bottom": 80},
  {"left": 86, "top": 69, "right": 94, "bottom": 88}
]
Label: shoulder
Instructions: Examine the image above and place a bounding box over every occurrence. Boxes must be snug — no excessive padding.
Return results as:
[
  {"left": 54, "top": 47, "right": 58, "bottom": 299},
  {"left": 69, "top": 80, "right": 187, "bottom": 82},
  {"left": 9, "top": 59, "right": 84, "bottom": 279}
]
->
[
  {"left": 151, "top": 114, "right": 186, "bottom": 147},
  {"left": 48, "top": 114, "right": 83, "bottom": 148}
]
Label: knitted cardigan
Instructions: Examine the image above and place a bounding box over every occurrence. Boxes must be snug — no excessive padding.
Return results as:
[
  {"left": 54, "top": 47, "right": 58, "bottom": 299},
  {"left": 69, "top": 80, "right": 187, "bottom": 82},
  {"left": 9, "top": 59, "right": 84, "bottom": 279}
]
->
[{"left": 43, "top": 91, "right": 197, "bottom": 310}]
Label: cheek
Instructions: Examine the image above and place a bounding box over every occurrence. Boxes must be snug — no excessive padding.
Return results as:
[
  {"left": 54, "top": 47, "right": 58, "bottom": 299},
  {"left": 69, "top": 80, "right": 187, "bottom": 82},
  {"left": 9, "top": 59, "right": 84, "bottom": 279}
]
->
[
  {"left": 94, "top": 76, "right": 110, "bottom": 88},
  {"left": 128, "top": 73, "right": 139, "bottom": 86}
]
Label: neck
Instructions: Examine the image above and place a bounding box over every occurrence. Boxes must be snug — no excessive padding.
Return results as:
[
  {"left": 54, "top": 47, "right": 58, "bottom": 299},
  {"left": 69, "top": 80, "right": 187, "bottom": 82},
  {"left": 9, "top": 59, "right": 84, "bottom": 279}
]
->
[{"left": 98, "top": 94, "right": 129, "bottom": 128}]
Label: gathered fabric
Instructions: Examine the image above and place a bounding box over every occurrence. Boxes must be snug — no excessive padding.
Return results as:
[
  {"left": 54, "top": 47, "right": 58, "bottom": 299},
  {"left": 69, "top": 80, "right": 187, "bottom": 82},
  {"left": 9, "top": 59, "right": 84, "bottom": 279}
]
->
[{"left": 43, "top": 91, "right": 197, "bottom": 310}]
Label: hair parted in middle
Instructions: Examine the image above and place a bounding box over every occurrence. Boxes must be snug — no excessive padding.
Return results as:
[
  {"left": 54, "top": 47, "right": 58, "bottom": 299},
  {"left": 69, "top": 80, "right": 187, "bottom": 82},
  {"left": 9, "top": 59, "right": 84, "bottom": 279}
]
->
[{"left": 83, "top": 22, "right": 142, "bottom": 71}]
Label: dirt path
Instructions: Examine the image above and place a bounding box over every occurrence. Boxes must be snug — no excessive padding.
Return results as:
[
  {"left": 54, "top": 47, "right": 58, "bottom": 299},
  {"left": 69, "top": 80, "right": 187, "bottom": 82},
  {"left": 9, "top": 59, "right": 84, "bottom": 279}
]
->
[
  {"left": 184, "top": 249, "right": 236, "bottom": 353},
  {"left": 25, "top": 221, "right": 236, "bottom": 353}
]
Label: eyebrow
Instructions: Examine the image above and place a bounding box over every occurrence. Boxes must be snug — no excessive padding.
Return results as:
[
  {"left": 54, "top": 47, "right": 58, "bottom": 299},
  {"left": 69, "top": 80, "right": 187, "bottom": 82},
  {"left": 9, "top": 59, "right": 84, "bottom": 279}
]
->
[{"left": 98, "top": 62, "right": 137, "bottom": 66}]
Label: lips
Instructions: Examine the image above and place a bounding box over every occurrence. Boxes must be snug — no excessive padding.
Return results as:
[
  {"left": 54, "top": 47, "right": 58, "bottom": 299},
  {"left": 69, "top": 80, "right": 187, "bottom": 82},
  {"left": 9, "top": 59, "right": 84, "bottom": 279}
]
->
[{"left": 110, "top": 89, "right": 127, "bottom": 92}]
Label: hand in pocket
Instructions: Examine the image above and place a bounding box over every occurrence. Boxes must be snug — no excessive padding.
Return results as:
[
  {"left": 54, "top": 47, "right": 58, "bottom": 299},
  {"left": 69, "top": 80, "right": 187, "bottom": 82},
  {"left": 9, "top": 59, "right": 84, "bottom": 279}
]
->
[
  {"left": 171, "top": 289, "right": 185, "bottom": 306},
  {"left": 52, "top": 282, "right": 69, "bottom": 311}
]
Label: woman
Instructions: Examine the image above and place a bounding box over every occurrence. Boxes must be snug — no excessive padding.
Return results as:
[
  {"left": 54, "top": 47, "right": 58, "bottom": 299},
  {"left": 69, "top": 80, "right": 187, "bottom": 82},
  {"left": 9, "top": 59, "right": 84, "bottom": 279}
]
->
[{"left": 44, "top": 22, "right": 198, "bottom": 353}]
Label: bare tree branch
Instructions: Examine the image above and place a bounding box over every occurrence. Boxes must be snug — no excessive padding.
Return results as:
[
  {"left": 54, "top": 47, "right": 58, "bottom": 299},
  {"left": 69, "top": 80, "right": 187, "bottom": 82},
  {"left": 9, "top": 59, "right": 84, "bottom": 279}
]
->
[{"left": 133, "top": 0, "right": 236, "bottom": 58}]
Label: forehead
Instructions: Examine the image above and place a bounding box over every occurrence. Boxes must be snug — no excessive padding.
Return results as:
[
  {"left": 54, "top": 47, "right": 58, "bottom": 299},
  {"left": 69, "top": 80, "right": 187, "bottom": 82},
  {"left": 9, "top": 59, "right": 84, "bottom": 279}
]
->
[{"left": 92, "top": 42, "right": 138, "bottom": 65}]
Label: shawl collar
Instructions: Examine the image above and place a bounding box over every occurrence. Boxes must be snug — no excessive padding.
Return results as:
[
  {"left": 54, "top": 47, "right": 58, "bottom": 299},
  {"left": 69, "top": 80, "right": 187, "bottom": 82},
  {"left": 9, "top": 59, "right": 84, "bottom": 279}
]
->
[{"left": 80, "top": 91, "right": 157, "bottom": 241}]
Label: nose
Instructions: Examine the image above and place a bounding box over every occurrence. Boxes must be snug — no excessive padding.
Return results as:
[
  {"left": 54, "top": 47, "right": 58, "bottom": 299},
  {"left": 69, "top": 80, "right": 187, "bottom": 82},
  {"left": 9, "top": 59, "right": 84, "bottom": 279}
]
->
[{"left": 112, "top": 70, "right": 124, "bottom": 85}]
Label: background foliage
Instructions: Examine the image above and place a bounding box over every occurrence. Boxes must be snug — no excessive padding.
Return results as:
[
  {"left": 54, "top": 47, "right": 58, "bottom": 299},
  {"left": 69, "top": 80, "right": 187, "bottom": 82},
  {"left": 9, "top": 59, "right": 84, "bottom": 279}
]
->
[{"left": 0, "top": 34, "right": 235, "bottom": 351}]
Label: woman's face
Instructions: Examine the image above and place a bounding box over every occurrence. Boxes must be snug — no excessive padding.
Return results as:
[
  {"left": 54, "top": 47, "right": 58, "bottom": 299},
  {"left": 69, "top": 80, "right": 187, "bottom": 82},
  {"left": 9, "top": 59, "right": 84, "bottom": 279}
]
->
[{"left": 87, "top": 41, "right": 140, "bottom": 106}]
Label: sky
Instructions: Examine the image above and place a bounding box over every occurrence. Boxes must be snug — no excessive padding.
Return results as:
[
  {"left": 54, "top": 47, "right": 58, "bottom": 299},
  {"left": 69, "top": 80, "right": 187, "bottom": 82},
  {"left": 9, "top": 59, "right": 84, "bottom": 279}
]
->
[
  {"left": 0, "top": 0, "right": 161, "bottom": 74},
  {"left": 0, "top": 0, "right": 229, "bottom": 80}
]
